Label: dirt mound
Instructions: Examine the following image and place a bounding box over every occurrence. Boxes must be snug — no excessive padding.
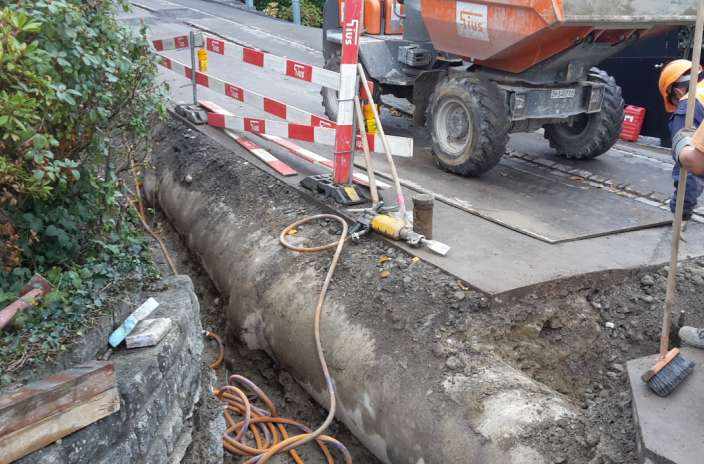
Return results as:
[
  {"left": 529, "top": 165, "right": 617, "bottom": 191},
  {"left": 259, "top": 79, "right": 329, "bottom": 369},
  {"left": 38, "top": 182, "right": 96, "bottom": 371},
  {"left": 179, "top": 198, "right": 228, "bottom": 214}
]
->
[
  {"left": 466, "top": 265, "right": 704, "bottom": 463},
  {"left": 151, "top": 118, "right": 704, "bottom": 464}
]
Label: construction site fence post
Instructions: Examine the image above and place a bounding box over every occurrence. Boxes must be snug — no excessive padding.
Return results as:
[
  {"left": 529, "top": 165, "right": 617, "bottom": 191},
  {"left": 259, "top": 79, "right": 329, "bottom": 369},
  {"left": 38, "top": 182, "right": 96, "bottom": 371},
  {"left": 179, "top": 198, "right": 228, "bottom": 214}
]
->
[
  {"left": 332, "top": 0, "right": 363, "bottom": 186},
  {"left": 292, "top": 0, "right": 301, "bottom": 25},
  {"left": 189, "top": 31, "right": 198, "bottom": 105}
]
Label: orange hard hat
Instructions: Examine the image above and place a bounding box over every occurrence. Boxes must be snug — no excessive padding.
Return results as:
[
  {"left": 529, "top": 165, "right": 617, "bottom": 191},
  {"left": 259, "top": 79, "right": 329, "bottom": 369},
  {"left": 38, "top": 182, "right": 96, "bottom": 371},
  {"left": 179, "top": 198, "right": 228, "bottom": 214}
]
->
[{"left": 659, "top": 59, "right": 693, "bottom": 113}]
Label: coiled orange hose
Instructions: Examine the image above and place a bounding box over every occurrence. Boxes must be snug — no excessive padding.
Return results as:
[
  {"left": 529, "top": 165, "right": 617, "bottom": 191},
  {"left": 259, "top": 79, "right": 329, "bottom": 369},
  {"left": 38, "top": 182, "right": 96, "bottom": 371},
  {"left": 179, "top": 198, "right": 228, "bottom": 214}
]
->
[
  {"left": 207, "top": 214, "right": 352, "bottom": 463},
  {"left": 204, "top": 330, "right": 224, "bottom": 369},
  {"left": 214, "top": 374, "right": 350, "bottom": 464}
]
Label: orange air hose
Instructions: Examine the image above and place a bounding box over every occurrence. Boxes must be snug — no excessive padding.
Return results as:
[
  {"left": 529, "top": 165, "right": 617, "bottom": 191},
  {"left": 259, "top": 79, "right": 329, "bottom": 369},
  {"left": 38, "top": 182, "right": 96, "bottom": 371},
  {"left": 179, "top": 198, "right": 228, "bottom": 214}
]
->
[
  {"left": 206, "top": 214, "right": 352, "bottom": 463},
  {"left": 204, "top": 330, "right": 224, "bottom": 369}
]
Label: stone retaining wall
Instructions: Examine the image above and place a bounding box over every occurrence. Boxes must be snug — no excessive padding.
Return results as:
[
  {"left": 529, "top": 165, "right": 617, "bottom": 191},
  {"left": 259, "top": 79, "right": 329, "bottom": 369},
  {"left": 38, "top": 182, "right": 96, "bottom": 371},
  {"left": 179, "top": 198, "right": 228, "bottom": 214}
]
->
[{"left": 18, "top": 275, "right": 203, "bottom": 464}]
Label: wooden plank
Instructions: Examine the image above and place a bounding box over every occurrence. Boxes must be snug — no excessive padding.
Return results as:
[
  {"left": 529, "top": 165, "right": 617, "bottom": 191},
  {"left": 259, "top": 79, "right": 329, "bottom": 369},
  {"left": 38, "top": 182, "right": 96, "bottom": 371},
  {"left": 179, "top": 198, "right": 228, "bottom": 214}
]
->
[
  {"left": 0, "top": 387, "right": 120, "bottom": 464},
  {"left": 0, "top": 361, "right": 115, "bottom": 438}
]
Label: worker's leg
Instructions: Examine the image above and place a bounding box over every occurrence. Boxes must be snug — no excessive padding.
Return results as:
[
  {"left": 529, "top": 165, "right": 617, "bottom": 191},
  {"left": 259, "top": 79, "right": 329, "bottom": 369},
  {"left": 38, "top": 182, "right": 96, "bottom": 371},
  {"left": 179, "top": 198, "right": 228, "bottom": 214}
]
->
[{"left": 670, "top": 161, "right": 704, "bottom": 219}]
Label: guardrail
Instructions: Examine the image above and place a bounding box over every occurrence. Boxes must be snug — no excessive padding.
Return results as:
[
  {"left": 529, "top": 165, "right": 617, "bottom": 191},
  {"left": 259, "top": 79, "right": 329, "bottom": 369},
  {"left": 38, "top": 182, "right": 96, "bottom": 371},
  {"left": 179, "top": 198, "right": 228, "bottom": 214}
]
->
[{"left": 149, "top": 0, "right": 412, "bottom": 208}]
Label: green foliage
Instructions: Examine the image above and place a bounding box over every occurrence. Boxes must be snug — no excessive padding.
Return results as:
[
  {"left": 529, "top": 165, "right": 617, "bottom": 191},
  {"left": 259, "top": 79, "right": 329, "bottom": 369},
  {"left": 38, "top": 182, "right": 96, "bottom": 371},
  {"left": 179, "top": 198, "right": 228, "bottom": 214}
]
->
[
  {"left": 260, "top": 0, "right": 324, "bottom": 27},
  {"left": 0, "top": 202, "right": 158, "bottom": 384},
  {"left": 0, "top": 0, "right": 165, "bottom": 380},
  {"left": 0, "top": 169, "right": 160, "bottom": 383},
  {"left": 0, "top": 0, "right": 164, "bottom": 207}
]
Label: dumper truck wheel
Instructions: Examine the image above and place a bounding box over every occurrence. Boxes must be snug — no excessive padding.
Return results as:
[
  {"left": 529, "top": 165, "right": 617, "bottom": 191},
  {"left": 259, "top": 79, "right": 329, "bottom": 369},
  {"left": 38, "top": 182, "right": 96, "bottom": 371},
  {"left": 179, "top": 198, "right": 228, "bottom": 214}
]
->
[
  {"left": 427, "top": 76, "right": 509, "bottom": 176},
  {"left": 321, "top": 51, "right": 379, "bottom": 122},
  {"left": 543, "top": 69, "right": 624, "bottom": 160},
  {"left": 321, "top": 52, "right": 341, "bottom": 121}
]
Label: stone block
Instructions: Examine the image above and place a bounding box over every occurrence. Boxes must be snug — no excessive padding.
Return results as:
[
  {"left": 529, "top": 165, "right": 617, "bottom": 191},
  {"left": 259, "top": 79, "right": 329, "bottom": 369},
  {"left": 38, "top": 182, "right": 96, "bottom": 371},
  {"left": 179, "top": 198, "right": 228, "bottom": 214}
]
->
[
  {"left": 627, "top": 347, "right": 704, "bottom": 464},
  {"left": 126, "top": 318, "right": 173, "bottom": 349}
]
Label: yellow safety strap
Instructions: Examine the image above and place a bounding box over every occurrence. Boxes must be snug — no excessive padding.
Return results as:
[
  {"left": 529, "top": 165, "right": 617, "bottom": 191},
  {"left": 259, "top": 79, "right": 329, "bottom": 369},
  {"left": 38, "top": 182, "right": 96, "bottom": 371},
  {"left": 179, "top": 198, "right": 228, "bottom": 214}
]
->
[{"left": 679, "top": 81, "right": 704, "bottom": 107}]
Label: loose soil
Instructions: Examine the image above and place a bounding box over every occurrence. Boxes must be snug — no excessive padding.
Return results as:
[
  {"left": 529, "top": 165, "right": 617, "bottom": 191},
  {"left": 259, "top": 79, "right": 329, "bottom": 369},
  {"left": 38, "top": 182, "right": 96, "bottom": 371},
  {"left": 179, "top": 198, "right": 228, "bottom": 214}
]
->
[
  {"left": 469, "top": 266, "right": 704, "bottom": 464},
  {"left": 150, "top": 118, "right": 704, "bottom": 464},
  {"left": 148, "top": 203, "right": 381, "bottom": 463}
]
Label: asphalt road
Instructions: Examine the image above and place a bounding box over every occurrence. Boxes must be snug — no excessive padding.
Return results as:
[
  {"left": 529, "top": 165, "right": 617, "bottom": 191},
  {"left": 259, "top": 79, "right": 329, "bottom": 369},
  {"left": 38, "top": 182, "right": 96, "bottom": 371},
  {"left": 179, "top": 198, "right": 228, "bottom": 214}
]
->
[{"left": 121, "top": 0, "right": 704, "bottom": 295}]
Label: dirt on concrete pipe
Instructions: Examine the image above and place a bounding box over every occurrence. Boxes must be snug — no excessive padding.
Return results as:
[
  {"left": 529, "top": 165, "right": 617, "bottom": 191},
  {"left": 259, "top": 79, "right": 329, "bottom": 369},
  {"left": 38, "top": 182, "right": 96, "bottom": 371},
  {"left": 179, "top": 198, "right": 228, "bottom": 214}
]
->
[{"left": 146, "top": 119, "right": 704, "bottom": 464}]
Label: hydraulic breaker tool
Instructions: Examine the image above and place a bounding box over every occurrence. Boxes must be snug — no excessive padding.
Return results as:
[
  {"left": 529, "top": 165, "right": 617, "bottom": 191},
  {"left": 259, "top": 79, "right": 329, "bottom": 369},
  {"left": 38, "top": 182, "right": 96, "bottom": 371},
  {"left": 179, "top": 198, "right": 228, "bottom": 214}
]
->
[{"left": 350, "top": 204, "right": 450, "bottom": 256}]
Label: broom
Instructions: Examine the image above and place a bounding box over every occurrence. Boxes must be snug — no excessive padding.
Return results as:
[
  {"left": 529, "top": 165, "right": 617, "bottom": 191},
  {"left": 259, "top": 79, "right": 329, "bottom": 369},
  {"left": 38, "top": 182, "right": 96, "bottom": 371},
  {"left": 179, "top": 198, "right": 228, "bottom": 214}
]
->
[
  {"left": 641, "top": 171, "right": 697, "bottom": 397},
  {"left": 640, "top": 0, "right": 704, "bottom": 396}
]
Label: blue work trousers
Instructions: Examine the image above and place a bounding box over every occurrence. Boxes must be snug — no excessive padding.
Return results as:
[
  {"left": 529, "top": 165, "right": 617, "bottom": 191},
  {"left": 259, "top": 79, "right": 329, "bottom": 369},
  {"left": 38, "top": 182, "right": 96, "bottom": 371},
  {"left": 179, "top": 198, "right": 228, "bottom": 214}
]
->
[{"left": 670, "top": 156, "right": 704, "bottom": 218}]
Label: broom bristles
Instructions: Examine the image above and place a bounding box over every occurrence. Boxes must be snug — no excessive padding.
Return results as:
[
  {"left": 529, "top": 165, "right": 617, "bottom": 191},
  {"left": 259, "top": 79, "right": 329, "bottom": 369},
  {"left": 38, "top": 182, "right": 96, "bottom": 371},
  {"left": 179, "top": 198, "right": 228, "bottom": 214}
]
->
[{"left": 647, "top": 354, "right": 695, "bottom": 397}]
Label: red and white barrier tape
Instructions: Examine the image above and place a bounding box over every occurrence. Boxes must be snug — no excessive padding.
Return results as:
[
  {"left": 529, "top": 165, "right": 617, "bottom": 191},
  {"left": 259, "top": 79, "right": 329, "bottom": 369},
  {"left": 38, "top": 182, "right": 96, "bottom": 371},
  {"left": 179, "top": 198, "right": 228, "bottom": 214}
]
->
[
  {"left": 152, "top": 35, "right": 191, "bottom": 51},
  {"left": 156, "top": 54, "right": 335, "bottom": 128},
  {"left": 156, "top": 55, "right": 413, "bottom": 157},
  {"left": 228, "top": 134, "right": 298, "bottom": 176},
  {"left": 258, "top": 133, "right": 389, "bottom": 189},
  {"left": 200, "top": 100, "right": 386, "bottom": 188},
  {"left": 206, "top": 112, "right": 327, "bottom": 144},
  {"left": 198, "top": 100, "right": 298, "bottom": 176},
  {"left": 206, "top": 112, "right": 412, "bottom": 157},
  {"left": 333, "top": 0, "right": 364, "bottom": 184},
  {"left": 203, "top": 35, "right": 340, "bottom": 90}
]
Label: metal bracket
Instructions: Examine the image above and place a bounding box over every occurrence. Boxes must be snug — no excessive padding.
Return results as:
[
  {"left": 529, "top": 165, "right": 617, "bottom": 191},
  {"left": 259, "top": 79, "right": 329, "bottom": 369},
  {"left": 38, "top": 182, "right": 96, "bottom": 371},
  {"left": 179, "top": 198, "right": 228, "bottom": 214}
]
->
[
  {"left": 175, "top": 104, "right": 208, "bottom": 125},
  {"left": 300, "top": 174, "right": 366, "bottom": 206},
  {"left": 192, "top": 32, "right": 205, "bottom": 48}
]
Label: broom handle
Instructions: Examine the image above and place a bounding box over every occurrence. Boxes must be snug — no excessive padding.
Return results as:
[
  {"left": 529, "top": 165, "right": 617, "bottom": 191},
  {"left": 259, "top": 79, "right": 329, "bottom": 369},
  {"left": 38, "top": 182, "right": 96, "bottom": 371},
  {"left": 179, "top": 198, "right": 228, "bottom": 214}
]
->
[
  {"left": 353, "top": 96, "right": 380, "bottom": 207},
  {"left": 357, "top": 64, "right": 407, "bottom": 221},
  {"left": 661, "top": 0, "right": 704, "bottom": 358}
]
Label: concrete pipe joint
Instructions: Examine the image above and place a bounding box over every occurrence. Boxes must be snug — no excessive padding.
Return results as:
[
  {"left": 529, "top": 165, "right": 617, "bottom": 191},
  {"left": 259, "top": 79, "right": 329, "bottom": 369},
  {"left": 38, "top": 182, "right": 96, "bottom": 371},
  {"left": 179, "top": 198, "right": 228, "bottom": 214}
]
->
[{"left": 146, "top": 135, "right": 586, "bottom": 464}]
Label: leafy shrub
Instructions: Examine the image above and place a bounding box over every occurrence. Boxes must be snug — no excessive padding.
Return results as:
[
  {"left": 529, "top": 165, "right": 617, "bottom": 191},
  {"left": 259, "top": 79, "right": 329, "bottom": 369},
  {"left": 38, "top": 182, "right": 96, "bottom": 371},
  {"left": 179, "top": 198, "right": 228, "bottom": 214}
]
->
[
  {"left": 0, "top": 0, "right": 165, "bottom": 377},
  {"left": 1, "top": 0, "right": 164, "bottom": 273},
  {"left": 0, "top": 187, "right": 157, "bottom": 382},
  {"left": 260, "top": 0, "right": 324, "bottom": 27}
]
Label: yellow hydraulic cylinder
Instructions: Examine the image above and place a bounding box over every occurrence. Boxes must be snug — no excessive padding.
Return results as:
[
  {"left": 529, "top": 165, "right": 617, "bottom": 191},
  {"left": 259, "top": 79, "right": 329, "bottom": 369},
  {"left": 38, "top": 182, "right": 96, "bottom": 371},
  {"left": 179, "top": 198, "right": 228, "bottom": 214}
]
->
[
  {"left": 363, "top": 103, "right": 377, "bottom": 134},
  {"left": 370, "top": 214, "right": 405, "bottom": 240},
  {"left": 197, "top": 48, "right": 208, "bottom": 72}
]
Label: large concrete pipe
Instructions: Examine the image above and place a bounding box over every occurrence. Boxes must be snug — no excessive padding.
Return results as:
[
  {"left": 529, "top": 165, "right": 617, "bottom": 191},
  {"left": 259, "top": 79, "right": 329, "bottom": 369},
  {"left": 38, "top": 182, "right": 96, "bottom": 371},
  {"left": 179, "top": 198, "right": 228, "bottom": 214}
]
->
[{"left": 146, "top": 124, "right": 592, "bottom": 464}]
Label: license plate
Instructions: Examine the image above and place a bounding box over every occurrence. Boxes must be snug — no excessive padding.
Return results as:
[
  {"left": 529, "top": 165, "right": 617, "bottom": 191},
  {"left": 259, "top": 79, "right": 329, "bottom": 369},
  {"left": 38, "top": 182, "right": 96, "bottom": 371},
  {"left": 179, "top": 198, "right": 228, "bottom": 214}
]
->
[{"left": 550, "top": 88, "right": 576, "bottom": 99}]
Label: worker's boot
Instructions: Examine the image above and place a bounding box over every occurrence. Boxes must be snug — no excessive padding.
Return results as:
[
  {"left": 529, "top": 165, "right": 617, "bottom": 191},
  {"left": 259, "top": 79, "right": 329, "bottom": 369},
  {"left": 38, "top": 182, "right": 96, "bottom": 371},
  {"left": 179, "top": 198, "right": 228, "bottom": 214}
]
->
[
  {"left": 680, "top": 218, "right": 690, "bottom": 243},
  {"left": 679, "top": 326, "right": 704, "bottom": 349}
]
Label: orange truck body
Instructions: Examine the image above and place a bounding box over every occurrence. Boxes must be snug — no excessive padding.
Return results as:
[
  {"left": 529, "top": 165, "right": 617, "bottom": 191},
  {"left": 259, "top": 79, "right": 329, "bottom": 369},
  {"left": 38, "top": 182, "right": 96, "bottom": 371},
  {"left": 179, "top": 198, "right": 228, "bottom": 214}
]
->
[
  {"left": 336, "top": 0, "right": 696, "bottom": 74},
  {"left": 340, "top": 0, "right": 404, "bottom": 35},
  {"left": 323, "top": 0, "right": 698, "bottom": 176},
  {"left": 415, "top": 0, "right": 695, "bottom": 73}
]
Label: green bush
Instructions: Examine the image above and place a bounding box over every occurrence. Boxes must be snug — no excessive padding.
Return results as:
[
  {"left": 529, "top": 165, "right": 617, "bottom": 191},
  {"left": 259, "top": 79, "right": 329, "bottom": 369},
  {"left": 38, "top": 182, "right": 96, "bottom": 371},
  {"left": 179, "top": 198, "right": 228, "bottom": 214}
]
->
[
  {"left": 259, "top": 0, "right": 324, "bottom": 27},
  {"left": 0, "top": 0, "right": 165, "bottom": 378},
  {"left": 1, "top": 1, "right": 161, "bottom": 200},
  {"left": 1, "top": 0, "right": 164, "bottom": 271}
]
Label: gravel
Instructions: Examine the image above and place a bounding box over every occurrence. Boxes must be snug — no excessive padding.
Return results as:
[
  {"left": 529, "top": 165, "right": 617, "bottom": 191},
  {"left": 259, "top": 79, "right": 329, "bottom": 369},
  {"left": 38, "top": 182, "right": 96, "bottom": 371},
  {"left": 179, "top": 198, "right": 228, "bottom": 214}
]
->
[{"left": 151, "top": 119, "right": 704, "bottom": 464}]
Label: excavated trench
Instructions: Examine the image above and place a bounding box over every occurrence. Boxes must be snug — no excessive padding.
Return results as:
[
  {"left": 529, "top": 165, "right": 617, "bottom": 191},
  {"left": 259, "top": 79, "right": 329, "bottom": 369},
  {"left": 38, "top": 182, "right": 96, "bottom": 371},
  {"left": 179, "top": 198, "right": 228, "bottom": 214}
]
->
[{"left": 148, "top": 119, "right": 704, "bottom": 464}]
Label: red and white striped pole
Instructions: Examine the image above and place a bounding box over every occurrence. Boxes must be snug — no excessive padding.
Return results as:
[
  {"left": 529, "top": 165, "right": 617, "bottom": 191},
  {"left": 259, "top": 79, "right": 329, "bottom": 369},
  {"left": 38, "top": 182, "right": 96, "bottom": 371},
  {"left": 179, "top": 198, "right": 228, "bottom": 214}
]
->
[{"left": 333, "top": 0, "right": 363, "bottom": 185}]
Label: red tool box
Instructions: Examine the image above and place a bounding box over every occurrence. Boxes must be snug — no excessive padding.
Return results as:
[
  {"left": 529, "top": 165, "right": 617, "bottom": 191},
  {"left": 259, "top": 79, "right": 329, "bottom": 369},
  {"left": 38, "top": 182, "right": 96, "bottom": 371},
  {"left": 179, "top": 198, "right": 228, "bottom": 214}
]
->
[{"left": 620, "top": 105, "right": 646, "bottom": 142}]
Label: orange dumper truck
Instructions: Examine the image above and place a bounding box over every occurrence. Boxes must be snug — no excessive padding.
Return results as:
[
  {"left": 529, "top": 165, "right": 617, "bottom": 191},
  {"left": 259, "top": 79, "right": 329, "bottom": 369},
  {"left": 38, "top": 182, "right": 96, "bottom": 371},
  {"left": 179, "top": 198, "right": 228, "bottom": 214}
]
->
[{"left": 322, "top": 0, "right": 698, "bottom": 175}]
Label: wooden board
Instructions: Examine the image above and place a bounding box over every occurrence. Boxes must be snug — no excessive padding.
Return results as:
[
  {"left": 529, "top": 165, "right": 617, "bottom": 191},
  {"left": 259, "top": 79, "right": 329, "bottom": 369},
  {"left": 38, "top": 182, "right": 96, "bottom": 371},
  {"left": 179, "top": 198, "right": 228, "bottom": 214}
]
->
[
  {"left": 0, "top": 387, "right": 120, "bottom": 463},
  {"left": 0, "top": 361, "right": 115, "bottom": 439}
]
